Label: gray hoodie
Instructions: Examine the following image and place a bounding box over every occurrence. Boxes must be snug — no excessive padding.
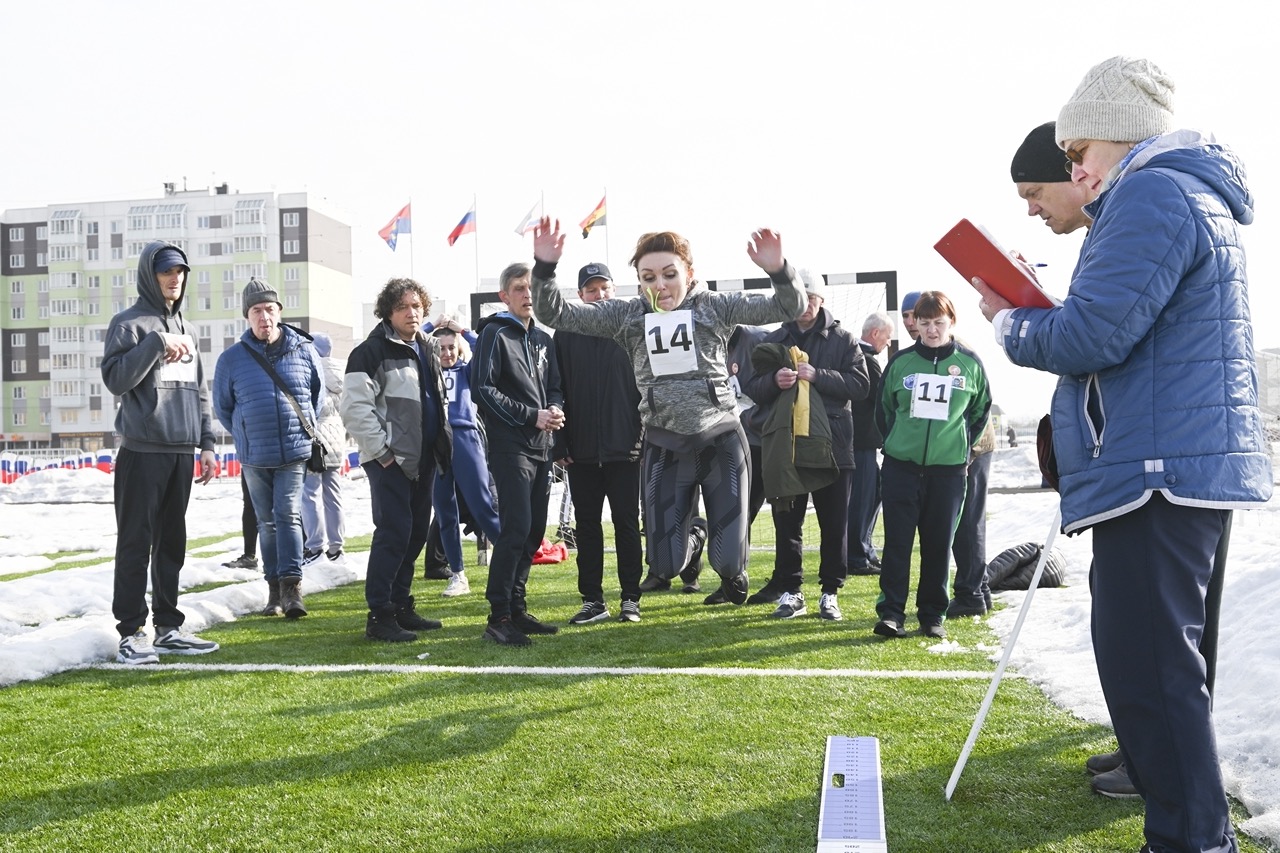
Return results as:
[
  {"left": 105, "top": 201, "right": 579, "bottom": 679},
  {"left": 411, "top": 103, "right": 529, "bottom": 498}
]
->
[
  {"left": 101, "top": 241, "right": 216, "bottom": 453},
  {"left": 531, "top": 259, "right": 804, "bottom": 438}
]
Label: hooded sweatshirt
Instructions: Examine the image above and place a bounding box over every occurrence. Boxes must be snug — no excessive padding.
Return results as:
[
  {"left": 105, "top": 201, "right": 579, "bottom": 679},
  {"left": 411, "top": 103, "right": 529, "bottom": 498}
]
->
[{"left": 100, "top": 241, "right": 216, "bottom": 454}]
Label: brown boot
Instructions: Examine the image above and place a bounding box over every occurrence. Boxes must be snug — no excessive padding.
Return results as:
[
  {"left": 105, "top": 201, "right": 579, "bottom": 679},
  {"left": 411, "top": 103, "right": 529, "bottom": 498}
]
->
[
  {"left": 261, "top": 580, "right": 283, "bottom": 617},
  {"left": 279, "top": 577, "right": 307, "bottom": 619}
]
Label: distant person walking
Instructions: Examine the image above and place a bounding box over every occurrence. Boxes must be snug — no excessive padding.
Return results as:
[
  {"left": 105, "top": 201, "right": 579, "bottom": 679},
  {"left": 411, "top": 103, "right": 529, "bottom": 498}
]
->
[{"left": 101, "top": 241, "right": 219, "bottom": 664}]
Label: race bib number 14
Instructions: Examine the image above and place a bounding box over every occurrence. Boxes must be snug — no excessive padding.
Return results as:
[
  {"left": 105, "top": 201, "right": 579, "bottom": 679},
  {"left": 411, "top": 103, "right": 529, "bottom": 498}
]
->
[{"left": 644, "top": 309, "right": 698, "bottom": 376}]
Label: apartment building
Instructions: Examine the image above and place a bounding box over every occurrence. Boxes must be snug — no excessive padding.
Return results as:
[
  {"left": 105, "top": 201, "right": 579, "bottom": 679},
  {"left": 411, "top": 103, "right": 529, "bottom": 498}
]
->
[{"left": 1, "top": 183, "right": 352, "bottom": 451}]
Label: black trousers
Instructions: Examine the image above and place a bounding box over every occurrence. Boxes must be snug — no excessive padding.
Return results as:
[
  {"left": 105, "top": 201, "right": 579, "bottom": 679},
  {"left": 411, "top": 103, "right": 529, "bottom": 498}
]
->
[
  {"left": 768, "top": 468, "right": 853, "bottom": 595},
  {"left": 877, "top": 457, "right": 966, "bottom": 626},
  {"left": 364, "top": 461, "right": 433, "bottom": 613},
  {"left": 112, "top": 448, "right": 194, "bottom": 636},
  {"left": 485, "top": 452, "right": 552, "bottom": 620},
  {"left": 568, "top": 460, "right": 643, "bottom": 603}
]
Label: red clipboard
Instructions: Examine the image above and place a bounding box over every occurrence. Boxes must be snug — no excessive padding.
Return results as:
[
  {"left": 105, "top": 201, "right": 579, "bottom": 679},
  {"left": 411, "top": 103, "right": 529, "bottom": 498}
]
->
[{"left": 933, "top": 219, "right": 1057, "bottom": 309}]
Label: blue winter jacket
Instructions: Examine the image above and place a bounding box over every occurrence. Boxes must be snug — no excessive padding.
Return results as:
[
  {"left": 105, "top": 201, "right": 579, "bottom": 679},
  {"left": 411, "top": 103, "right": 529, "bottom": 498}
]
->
[
  {"left": 1000, "top": 129, "right": 1272, "bottom": 533},
  {"left": 213, "top": 324, "right": 325, "bottom": 469}
]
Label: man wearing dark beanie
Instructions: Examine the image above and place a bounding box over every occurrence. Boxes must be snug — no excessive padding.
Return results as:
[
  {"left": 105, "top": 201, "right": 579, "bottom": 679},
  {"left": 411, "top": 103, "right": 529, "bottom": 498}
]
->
[
  {"left": 1011, "top": 121, "right": 1093, "bottom": 235},
  {"left": 101, "top": 241, "right": 219, "bottom": 663}
]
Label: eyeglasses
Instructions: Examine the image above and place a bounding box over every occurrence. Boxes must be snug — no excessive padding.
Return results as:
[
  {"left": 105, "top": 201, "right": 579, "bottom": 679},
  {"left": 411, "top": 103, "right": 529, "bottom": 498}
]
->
[{"left": 1062, "top": 142, "right": 1090, "bottom": 175}]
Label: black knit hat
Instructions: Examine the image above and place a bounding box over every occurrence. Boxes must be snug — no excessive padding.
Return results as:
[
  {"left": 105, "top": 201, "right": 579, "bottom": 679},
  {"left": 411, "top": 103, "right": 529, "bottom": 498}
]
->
[{"left": 1010, "top": 122, "right": 1071, "bottom": 184}]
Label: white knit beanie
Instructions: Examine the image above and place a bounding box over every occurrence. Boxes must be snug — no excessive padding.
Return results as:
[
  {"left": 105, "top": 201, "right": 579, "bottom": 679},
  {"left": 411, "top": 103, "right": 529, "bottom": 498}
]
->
[
  {"left": 797, "top": 268, "right": 827, "bottom": 301},
  {"left": 1056, "top": 56, "right": 1175, "bottom": 146}
]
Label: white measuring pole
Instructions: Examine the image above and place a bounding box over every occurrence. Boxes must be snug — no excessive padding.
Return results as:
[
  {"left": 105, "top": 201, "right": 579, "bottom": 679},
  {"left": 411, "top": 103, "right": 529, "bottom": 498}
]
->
[{"left": 945, "top": 504, "right": 1063, "bottom": 801}]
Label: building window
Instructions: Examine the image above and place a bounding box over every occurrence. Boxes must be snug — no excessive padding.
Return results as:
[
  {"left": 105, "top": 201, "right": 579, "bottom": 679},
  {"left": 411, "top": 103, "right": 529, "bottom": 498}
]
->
[
  {"left": 60, "top": 410, "right": 78, "bottom": 425},
  {"left": 38, "top": 332, "right": 49, "bottom": 346},
  {"left": 129, "top": 214, "right": 152, "bottom": 230},
  {"left": 126, "top": 270, "right": 136, "bottom": 286},
  {"left": 36, "top": 225, "right": 48, "bottom": 240},
  {"left": 13, "top": 412, "right": 26, "bottom": 426},
  {"left": 285, "top": 294, "right": 300, "bottom": 309},
  {"left": 86, "top": 248, "right": 100, "bottom": 261},
  {"left": 197, "top": 297, "right": 211, "bottom": 311},
  {"left": 223, "top": 322, "right": 239, "bottom": 338},
  {"left": 37, "top": 278, "right": 48, "bottom": 292},
  {"left": 87, "top": 302, "right": 100, "bottom": 316},
  {"left": 127, "top": 242, "right": 147, "bottom": 258},
  {"left": 234, "top": 208, "right": 263, "bottom": 226},
  {"left": 50, "top": 245, "right": 79, "bottom": 262},
  {"left": 197, "top": 324, "right": 211, "bottom": 340},
  {"left": 111, "top": 247, "right": 123, "bottom": 260},
  {"left": 12, "top": 386, "right": 25, "bottom": 399},
  {"left": 40, "top": 411, "right": 50, "bottom": 425},
  {"left": 283, "top": 212, "right": 300, "bottom": 227},
  {"left": 51, "top": 273, "right": 80, "bottom": 290},
  {"left": 90, "top": 409, "right": 102, "bottom": 424},
  {"left": 9, "top": 280, "right": 23, "bottom": 294},
  {"left": 86, "top": 221, "right": 99, "bottom": 236},
  {"left": 10, "top": 307, "right": 23, "bottom": 320},
  {"left": 223, "top": 269, "right": 235, "bottom": 283},
  {"left": 234, "top": 236, "right": 264, "bottom": 253},
  {"left": 11, "top": 332, "right": 26, "bottom": 347},
  {"left": 283, "top": 239, "right": 300, "bottom": 255},
  {"left": 38, "top": 305, "right": 48, "bottom": 319},
  {"left": 197, "top": 270, "right": 210, "bottom": 284},
  {"left": 90, "top": 355, "right": 103, "bottom": 369},
  {"left": 8, "top": 227, "right": 24, "bottom": 241},
  {"left": 223, "top": 296, "right": 236, "bottom": 310},
  {"left": 37, "top": 358, "right": 49, "bottom": 372},
  {"left": 234, "top": 263, "right": 266, "bottom": 281},
  {"left": 36, "top": 252, "right": 47, "bottom": 266},
  {"left": 87, "top": 275, "right": 101, "bottom": 289},
  {"left": 284, "top": 268, "right": 300, "bottom": 282},
  {"left": 11, "top": 359, "right": 26, "bottom": 373},
  {"left": 8, "top": 254, "right": 23, "bottom": 268},
  {"left": 156, "top": 213, "right": 184, "bottom": 229},
  {"left": 54, "top": 327, "right": 84, "bottom": 343}
]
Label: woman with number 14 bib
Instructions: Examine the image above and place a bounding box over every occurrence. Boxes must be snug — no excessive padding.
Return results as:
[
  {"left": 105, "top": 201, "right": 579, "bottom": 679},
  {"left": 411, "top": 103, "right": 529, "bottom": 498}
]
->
[{"left": 530, "top": 218, "right": 805, "bottom": 603}]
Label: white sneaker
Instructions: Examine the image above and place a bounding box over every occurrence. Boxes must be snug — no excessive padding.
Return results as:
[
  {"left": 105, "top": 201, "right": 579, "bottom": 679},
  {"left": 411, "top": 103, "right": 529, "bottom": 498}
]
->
[
  {"left": 770, "top": 591, "right": 807, "bottom": 619},
  {"left": 442, "top": 572, "right": 471, "bottom": 597},
  {"left": 117, "top": 630, "right": 159, "bottom": 665},
  {"left": 618, "top": 600, "right": 641, "bottom": 623},
  {"left": 153, "top": 627, "right": 219, "bottom": 655},
  {"left": 819, "top": 593, "right": 843, "bottom": 621}
]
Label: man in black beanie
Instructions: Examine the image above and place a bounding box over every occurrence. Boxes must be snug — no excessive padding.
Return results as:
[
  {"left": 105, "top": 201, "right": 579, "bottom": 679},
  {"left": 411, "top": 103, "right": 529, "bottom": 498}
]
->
[
  {"left": 1011, "top": 121, "right": 1093, "bottom": 235},
  {"left": 101, "top": 241, "right": 219, "bottom": 664}
]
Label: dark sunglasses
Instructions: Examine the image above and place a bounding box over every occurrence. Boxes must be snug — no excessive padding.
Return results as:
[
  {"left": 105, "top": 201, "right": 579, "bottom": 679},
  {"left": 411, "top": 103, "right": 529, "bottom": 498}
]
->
[{"left": 1062, "top": 143, "right": 1090, "bottom": 175}]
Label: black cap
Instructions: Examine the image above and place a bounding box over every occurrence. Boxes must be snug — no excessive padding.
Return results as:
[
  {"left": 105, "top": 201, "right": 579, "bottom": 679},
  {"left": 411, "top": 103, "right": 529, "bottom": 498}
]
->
[
  {"left": 1011, "top": 122, "right": 1072, "bottom": 184},
  {"left": 577, "top": 262, "right": 612, "bottom": 290},
  {"left": 153, "top": 246, "right": 189, "bottom": 274}
]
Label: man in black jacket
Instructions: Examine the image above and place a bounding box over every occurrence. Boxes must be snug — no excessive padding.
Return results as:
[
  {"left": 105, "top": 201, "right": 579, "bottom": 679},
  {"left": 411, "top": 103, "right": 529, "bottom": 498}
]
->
[
  {"left": 555, "top": 263, "right": 646, "bottom": 624},
  {"left": 743, "top": 271, "right": 869, "bottom": 621},
  {"left": 471, "top": 263, "right": 565, "bottom": 645},
  {"left": 847, "top": 312, "right": 892, "bottom": 576}
]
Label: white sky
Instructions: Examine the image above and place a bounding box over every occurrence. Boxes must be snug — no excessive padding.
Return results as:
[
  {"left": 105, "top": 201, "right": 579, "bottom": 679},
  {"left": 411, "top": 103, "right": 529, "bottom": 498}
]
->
[
  {"left": 1, "top": 454, "right": 1278, "bottom": 845},
  {"left": 4, "top": 0, "right": 1278, "bottom": 419}
]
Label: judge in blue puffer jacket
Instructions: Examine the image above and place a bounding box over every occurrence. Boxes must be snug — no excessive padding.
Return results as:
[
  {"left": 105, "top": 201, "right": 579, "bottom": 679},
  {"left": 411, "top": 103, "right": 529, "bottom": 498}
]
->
[{"left": 976, "top": 57, "right": 1271, "bottom": 853}]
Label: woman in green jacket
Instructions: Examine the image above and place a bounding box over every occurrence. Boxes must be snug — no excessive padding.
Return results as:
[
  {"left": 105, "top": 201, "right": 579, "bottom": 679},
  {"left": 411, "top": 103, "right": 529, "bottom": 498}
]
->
[{"left": 872, "top": 291, "right": 990, "bottom": 639}]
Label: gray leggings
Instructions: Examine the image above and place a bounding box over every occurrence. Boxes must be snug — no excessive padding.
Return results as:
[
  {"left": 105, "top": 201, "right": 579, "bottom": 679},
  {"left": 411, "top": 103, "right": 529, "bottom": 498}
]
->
[{"left": 642, "top": 425, "right": 750, "bottom": 580}]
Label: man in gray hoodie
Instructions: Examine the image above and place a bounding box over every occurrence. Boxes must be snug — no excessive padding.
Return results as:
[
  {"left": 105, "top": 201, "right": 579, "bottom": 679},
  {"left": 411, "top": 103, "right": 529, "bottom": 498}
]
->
[{"left": 101, "top": 241, "right": 219, "bottom": 664}]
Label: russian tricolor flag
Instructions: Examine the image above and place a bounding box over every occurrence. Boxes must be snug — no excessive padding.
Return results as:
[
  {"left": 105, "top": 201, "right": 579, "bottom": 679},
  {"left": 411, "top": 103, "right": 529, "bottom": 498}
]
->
[
  {"left": 378, "top": 203, "right": 412, "bottom": 251},
  {"left": 448, "top": 205, "right": 476, "bottom": 247}
]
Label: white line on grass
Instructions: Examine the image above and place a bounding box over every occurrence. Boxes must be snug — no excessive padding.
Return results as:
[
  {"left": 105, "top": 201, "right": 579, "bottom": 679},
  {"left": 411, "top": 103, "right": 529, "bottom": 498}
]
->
[{"left": 96, "top": 662, "right": 1017, "bottom": 680}]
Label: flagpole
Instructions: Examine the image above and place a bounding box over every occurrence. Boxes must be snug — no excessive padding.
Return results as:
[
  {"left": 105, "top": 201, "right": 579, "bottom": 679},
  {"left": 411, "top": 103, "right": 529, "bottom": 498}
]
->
[
  {"left": 407, "top": 196, "right": 415, "bottom": 280},
  {"left": 472, "top": 194, "right": 480, "bottom": 292},
  {"left": 603, "top": 187, "right": 610, "bottom": 270}
]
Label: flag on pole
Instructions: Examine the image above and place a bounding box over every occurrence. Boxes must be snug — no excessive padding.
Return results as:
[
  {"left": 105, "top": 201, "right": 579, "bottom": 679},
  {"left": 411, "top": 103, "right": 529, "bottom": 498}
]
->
[
  {"left": 378, "top": 203, "right": 412, "bottom": 251},
  {"left": 580, "top": 195, "right": 607, "bottom": 239},
  {"left": 514, "top": 201, "right": 541, "bottom": 236},
  {"left": 447, "top": 205, "right": 476, "bottom": 247}
]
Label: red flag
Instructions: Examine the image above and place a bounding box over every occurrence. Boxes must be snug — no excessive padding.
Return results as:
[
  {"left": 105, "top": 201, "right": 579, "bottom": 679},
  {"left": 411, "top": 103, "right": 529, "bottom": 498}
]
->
[{"left": 580, "top": 195, "right": 606, "bottom": 239}]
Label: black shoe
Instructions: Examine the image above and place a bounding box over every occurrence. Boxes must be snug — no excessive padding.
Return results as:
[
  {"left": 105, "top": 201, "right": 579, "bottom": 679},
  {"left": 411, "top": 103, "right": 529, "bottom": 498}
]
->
[
  {"left": 395, "top": 597, "right": 442, "bottom": 632},
  {"left": 1086, "top": 748, "right": 1124, "bottom": 776},
  {"left": 638, "top": 574, "right": 672, "bottom": 593},
  {"left": 703, "top": 585, "right": 729, "bottom": 606},
  {"left": 223, "top": 553, "right": 259, "bottom": 569},
  {"left": 680, "top": 578, "right": 702, "bottom": 593},
  {"left": 724, "top": 571, "right": 750, "bottom": 605},
  {"left": 848, "top": 564, "right": 882, "bottom": 576},
  {"left": 1091, "top": 764, "right": 1139, "bottom": 799},
  {"left": 326, "top": 547, "right": 344, "bottom": 561},
  {"left": 424, "top": 563, "right": 453, "bottom": 581},
  {"left": 946, "top": 600, "right": 987, "bottom": 619},
  {"left": 919, "top": 622, "right": 947, "bottom": 639},
  {"left": 484, "top": 617, "right": 531, "bottom": 647},
  {"left": 511, "top": 610, "right": 558, "bottom": 635},
  {"left": 745, "top": 582, "right": 782, "bottom": 606},
  {"left": 279, "top": 577, "right": 307, "bottom": 619},
  {"left": 367, "top": 611, "right": 416, "bottom": 642},
  {"left": 873, "top": 619, "right": 907, "bottom": 638}
]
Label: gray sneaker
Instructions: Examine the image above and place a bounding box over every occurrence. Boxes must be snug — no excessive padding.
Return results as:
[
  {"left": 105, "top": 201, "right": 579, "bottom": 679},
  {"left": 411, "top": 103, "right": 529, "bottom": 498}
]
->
[
  {"left": 116, "top": 630, "right": 159, "bottom": 665},
  {"left": 618, "top": 600, "right": 641, "bottom": 623},
  {"left": 771, "top": 591, "right": 807, "bottom": 619},
  {"left": 818, "top": 593, "right": 843, "bottom": 621},
  {"left": 569, "top": 601, "right": 610, "bottom": 625},
  {"left": 153, "top": 627, "right": 219, "bottom": 655}
]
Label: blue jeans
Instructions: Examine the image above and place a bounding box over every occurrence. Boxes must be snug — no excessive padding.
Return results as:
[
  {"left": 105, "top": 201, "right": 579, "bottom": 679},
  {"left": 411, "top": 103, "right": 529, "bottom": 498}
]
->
[{"left": 242, "top": 461, "right": 307, "bottom": 582}]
